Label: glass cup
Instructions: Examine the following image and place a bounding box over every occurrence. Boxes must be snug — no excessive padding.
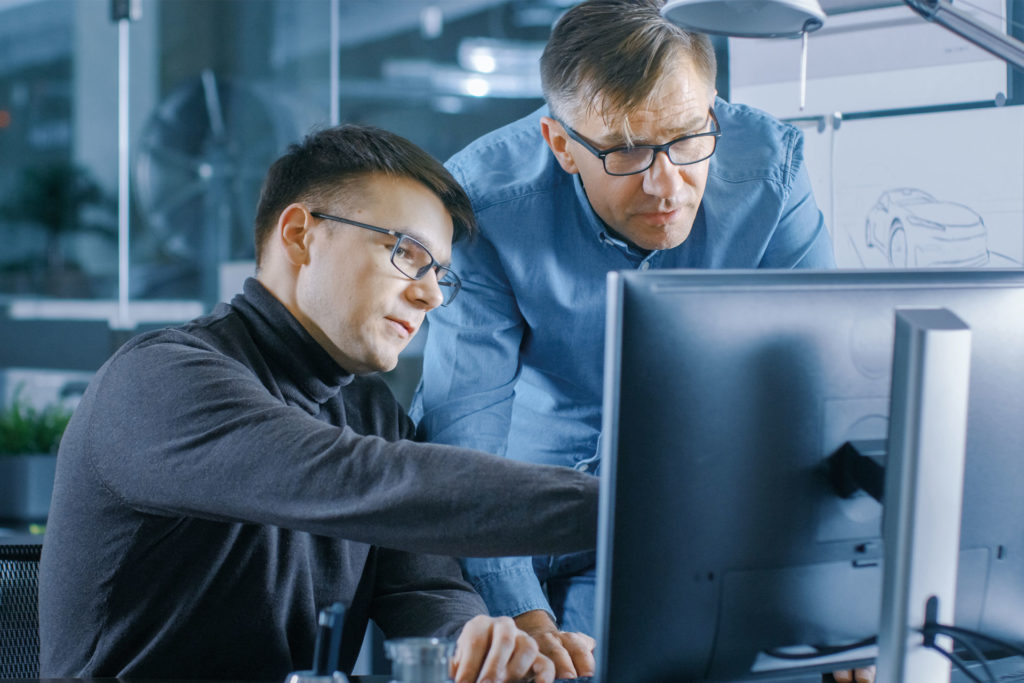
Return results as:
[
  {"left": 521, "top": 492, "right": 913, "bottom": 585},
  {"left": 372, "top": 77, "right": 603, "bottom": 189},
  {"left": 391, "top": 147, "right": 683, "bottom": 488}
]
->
[
  {"left": 283, "top": 671, "right": 350, "bottom": 683},
  {"left": 384, "top": 637, "right": 456, "bottom": 683}
]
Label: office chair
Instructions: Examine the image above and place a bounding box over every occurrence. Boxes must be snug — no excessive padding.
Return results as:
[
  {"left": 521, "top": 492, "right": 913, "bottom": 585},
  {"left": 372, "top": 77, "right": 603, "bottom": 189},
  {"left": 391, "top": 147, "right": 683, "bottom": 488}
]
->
[{"left": 0, "top": 542, "right": 42, "bottom": 679}]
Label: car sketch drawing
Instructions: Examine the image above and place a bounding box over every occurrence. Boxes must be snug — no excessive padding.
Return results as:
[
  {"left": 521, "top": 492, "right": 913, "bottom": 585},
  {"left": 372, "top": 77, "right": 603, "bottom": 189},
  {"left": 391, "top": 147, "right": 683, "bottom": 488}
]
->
[{"left": 864, "top": 188, "right": 990, "bottom": 268}]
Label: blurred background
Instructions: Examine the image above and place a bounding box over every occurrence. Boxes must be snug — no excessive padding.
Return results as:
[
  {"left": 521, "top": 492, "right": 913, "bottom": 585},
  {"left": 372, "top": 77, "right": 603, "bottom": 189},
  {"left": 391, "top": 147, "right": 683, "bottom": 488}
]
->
[
  {"left": 0, "top": 0, "right": 1020, "bottom": 436},
  {"left": 0, "top": 0, "right": 590, "bottom": 411}
]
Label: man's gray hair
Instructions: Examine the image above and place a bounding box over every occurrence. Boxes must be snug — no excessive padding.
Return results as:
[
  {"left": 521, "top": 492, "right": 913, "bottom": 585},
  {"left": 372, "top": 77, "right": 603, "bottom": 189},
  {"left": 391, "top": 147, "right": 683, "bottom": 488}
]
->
[{"left": 540, "top": 0, "right": 717, "bottom": 131}]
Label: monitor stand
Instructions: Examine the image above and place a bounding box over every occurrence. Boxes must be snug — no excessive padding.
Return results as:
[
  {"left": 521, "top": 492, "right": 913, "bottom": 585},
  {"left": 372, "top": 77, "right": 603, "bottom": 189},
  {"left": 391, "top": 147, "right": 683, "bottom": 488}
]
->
[{"left": 876, "top": 308, "right": 972, "bottom": 683}]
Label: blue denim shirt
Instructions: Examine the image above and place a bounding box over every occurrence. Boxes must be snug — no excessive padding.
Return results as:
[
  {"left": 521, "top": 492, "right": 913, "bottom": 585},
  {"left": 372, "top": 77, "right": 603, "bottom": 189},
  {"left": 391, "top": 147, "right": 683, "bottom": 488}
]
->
[{"left": 410, "top": 100, "right": 835, "bottom": 621}]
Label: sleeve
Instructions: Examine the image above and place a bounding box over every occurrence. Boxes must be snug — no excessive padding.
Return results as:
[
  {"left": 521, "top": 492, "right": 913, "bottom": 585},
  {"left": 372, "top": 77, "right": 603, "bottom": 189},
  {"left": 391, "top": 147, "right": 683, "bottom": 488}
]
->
[
  {"left": 369, "top": 548, "right": 487, "bottom": 640},
  {"left": 82, "top": 336, "right": 598, "bottom": 560},
  {"left": 459, "top": 556, "right": 554, "bottom": 621},
  {"left": 410, "top": 181, "right": 557, "bottom": 621},
  {"left": 760, "top": 126, "right": 837, "bottom": 270},
  {"left": 412, "top": 226, "right": 523, "bottom": 456}
]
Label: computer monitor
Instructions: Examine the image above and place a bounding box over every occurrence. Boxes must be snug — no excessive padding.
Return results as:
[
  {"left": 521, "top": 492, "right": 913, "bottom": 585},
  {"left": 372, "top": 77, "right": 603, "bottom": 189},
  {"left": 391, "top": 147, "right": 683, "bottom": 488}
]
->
[{"left": 596, "top": 269, "right": 1024, "bottom": 682}]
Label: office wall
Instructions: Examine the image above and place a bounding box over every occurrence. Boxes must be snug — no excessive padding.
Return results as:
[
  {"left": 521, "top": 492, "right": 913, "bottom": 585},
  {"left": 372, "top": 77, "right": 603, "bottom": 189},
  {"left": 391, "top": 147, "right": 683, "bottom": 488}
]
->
[{"left": 731, "top": 0, "right": 1024, "bottom": 270}]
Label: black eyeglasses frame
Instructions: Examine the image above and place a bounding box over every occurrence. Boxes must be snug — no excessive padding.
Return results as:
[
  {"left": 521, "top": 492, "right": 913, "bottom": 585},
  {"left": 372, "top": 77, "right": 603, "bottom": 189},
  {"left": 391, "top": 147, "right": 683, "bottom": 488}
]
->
[
  {"left": 557, "top": 108, "right": 722, "bottom": 176},
  {"left": 310, "top": 211, "right": 462, "bottom": 306}
]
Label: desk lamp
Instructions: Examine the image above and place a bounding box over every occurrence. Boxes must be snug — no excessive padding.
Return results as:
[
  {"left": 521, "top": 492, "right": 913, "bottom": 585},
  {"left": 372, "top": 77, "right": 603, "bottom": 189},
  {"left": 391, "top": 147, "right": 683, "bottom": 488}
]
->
[
  {"left": 662, "top": 0, "right": 1024, "bottom": 87},
  {"left": 661, "top": 0, "right": 825, "bottom": 36},
  {"left": 662, "top": 0, "right": 825, "bottom": 108}
]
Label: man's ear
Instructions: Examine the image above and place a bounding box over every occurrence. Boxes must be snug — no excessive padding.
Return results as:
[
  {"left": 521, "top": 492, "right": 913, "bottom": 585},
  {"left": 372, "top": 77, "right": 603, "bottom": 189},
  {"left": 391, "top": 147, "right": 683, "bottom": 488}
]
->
[
  {"left": 540, "top": 116, "right": 579, "bottom": 175},
  {"left": 278, "top": 203, "right": 313, "bottom": 267}
]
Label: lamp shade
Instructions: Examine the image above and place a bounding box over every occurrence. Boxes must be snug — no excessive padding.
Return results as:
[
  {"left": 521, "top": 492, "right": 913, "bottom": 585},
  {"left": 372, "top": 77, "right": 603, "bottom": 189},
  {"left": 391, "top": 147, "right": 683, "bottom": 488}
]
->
[{"left": 661, "top": 0, "right": 826, "bottom": 38}]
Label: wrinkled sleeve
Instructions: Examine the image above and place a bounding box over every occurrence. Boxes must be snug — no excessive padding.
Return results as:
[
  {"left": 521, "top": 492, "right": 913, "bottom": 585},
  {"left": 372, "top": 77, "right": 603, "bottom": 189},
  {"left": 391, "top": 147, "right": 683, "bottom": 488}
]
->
[
  {"left": 459, "top": 556, "right": 552, "bottom": 621},
  {"left": 413, "top": 224, "right": 521, "bottom": 455},
  {"left": 411, "top": 180, "right": 555, "bottom": 620},
  {"left": 369, "top": 547, "right": 487, "bottom": 640},
  {"left": 761, "top": 126, "right": 836, "bottom": 269}
]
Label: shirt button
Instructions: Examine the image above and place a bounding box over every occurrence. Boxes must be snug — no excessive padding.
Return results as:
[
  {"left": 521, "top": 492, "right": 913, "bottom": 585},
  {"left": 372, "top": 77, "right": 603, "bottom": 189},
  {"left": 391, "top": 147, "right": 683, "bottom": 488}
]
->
[
  {"left": 578, "top": 463, "right": 590, "bottom": 472},
  {"left": 639, "top": 261, "right": 651, "bottom": 271}
]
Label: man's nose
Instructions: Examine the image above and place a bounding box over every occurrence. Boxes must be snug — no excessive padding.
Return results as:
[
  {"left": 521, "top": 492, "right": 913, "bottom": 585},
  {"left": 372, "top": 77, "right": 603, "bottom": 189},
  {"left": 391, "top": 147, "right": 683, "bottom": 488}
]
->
[
  {"left": 407, "top": 270, "right": 445, "bottom": 310},
  {"left": 642, "top": 150, "right": 690, "bottom": 198}
]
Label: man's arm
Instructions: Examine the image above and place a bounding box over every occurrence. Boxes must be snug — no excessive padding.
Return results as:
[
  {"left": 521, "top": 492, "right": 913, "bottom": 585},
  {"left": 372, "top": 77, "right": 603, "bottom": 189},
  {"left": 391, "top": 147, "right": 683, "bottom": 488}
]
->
[
  {"left": 369, "top": 547, "right": 487, "bottom": 639},
  {"left": 761, "top": 126, "right": 837, "bottom": 270},
  {"left": 83, "top": 335, "right": 597, "bottom": 560}
]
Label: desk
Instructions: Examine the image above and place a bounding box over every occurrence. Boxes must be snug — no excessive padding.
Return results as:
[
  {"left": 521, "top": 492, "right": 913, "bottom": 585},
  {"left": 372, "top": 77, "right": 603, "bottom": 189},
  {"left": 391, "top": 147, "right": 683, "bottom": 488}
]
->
[
  {"left": 3, "top": 680, "right": 395, "bottom": 683},
  {"left": 9, "top": 659, "right": 1024, "bottom": 683}
]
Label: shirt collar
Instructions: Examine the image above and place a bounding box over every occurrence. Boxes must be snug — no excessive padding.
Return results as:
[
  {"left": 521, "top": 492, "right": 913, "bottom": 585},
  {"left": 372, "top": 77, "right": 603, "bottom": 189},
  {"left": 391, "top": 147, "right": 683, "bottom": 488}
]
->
[
  {"left": 572, "top": 174, "right": 655, "bottom": 262},
  {"left": 232, "top": 278, "right": 354, "bottom": 404}
]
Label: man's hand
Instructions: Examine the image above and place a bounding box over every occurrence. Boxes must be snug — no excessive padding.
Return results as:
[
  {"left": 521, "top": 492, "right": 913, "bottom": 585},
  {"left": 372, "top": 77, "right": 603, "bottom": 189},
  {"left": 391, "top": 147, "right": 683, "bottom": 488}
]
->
[
  {"left": 830, "top": 666, "right": 876, "bottom": 683},
  {"left": 452, "top": 614, "right": 555, "bottom": 683},
  {"left": 513, "top": 609, "right": 595, "bottom": 679}
]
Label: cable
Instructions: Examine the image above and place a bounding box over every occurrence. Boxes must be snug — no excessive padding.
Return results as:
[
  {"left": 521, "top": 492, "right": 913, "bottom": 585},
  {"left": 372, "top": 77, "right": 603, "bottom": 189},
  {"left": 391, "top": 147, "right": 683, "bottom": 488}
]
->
[
  {"left": 929, "top": 623, "right": 1024, "bottom": 660},
  {"left": 926, "top": 644, "right": 988, "bottom": 683},
  {"left": 921, "top": 630, "right": 991, "bottom": 683},
  {"left": 921, "top": 626, "right": 997, "bottom": 683}
]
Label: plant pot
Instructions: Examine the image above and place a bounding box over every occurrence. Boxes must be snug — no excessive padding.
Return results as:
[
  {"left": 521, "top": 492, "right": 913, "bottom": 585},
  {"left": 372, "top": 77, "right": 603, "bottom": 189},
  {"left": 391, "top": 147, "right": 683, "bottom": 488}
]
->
[{"left": 0, "top": 453, "right": 57, "bottom": 522}]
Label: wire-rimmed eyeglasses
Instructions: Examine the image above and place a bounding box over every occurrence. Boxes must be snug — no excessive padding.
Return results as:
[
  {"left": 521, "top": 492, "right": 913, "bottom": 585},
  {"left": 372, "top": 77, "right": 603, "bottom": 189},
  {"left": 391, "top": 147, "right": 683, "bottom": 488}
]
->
[
  {"left": 310, "top": 211, "right": 462, "bottom": 307},
  {"left": 557, "top": 108, "right": 721, "bottom": 176}
]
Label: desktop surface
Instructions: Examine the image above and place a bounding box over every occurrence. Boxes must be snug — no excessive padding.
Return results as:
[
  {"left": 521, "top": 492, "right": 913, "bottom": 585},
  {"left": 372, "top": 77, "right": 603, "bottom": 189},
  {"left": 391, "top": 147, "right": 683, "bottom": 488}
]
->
[
  {"left": 16, "top": 663, "right": 1024, "bottom": 683},
  {"left": 9, "top": 658, "right": 1024, "bottom": 681},
  {"left": 10, "top": 655, "right": 1024, "bottom": 682}
]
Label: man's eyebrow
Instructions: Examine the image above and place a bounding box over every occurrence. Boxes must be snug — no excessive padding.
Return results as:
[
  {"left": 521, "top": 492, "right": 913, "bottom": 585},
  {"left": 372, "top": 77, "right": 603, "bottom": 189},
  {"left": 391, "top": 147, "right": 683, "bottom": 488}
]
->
[
  {"left": 397, "top": 228, "right": 452, "bottom": 267},
  {"left": 628, "top": 113, "right": 711, "bottom": 145}
]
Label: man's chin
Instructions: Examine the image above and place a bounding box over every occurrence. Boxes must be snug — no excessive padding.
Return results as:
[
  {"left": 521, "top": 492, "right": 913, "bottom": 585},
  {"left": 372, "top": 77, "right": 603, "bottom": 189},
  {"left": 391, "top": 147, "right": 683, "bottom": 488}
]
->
[
  {"left": 630, "top": 225, "right": 693, "bottom": 251},
  {"left": 622, "top": 212, "right": 695, "bottom": 251},
  {"left": 347, "top": 350, "right": 400, "bottom": 376},
  {"left": 366, "top": 355, "right": 400, "bottom": 375}
]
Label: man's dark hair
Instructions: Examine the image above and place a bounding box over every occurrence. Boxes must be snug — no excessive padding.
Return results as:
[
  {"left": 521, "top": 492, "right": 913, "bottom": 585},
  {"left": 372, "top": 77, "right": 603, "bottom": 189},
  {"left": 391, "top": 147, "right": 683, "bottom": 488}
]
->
[
  {"left": 253, "top": 124, "right": 476, "bottom": 265},
  {"left": 540, "top": 0, "right": 717, "bottom": 127}
]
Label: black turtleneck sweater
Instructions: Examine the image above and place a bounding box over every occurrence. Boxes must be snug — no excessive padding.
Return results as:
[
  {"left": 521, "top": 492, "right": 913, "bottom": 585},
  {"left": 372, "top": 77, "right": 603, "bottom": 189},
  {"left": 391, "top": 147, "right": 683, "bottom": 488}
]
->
[{"left": 39, "top": 278, "right": 598, "bottom": 679}]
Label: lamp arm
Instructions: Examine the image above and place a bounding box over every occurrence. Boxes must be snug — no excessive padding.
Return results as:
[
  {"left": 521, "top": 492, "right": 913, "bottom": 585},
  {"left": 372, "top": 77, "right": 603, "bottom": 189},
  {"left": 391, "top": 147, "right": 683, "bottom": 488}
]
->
[{"left": 904, "top": 0, "right": 1024, "bottom": 70}]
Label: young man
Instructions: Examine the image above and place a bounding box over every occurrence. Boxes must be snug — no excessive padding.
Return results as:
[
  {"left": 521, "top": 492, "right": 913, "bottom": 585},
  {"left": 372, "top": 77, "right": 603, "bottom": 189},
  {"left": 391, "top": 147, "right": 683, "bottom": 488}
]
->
[
  {"left": 39, "top": 124, "right": 598, "bottom": 683},
  {"left": 413, "top": 1, "right": 872, "bottom": 682}
]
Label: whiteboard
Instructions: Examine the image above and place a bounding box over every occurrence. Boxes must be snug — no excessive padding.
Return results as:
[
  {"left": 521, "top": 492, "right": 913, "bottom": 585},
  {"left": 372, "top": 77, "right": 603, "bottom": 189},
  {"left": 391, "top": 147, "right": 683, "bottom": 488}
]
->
[
  {"left": 823, "top": 106, "right": 1024, "bottom": 269},
  {"left": 729, "top": 2, "right": 1008, "bottom": 119}
]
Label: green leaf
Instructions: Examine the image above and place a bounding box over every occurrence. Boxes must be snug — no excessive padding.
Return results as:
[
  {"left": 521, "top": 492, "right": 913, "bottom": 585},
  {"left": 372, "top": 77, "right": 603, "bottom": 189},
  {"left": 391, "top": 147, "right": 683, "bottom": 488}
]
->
[{"left": 0, "top": 385, "right": 73, "bottom": 456}]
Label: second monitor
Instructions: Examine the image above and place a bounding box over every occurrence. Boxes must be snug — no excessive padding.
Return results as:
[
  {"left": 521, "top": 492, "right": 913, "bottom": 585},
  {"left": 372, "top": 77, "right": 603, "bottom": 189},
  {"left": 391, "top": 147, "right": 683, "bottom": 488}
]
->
[{"left": 596, "top": 268, "right": 1024, "bottom": 682}]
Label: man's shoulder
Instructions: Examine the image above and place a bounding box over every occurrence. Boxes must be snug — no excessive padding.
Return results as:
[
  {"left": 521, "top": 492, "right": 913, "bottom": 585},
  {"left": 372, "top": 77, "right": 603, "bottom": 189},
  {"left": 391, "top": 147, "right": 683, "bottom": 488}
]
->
[
  {"left": 102, "top": 306, "right": 247, "bottom": 380},
  {"left": 117, "top": 305, "right": 235, "bottom": 354},
  {"left": 715, "top": 99, "right": 798, "bottom": 139},
  {"left": 445, "top": 105, "right": 562, "bottom": 210},
  {"left": 712, "top": 99, "right": 802, "bottom": 184}
]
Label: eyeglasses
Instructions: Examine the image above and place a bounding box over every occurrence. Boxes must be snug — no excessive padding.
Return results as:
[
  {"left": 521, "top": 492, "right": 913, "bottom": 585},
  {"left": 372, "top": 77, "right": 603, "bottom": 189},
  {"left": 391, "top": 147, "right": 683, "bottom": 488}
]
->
[
  {"left": 558, "top": 108, "right": 721, "bottom": 176},
  {"left": 310, "top": 211, "right": 462, "bottom": 307}
]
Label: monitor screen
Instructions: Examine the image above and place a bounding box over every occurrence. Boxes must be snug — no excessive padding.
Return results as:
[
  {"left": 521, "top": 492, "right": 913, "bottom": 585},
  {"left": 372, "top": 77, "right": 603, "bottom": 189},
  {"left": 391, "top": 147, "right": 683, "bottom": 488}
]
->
[{"left": 596, "top": 269, "right": 1024, "bottom": 682}]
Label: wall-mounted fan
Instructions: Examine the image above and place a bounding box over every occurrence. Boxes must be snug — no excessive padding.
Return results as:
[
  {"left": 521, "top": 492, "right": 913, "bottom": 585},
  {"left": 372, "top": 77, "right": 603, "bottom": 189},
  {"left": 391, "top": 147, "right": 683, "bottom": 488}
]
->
[{"left": 133, "top": 69, "right": 301, "bottom": 301}]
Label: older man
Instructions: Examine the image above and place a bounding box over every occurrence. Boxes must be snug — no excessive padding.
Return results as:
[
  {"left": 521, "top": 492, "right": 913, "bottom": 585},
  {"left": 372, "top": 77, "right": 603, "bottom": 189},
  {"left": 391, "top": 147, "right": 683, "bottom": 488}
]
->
[{"left": 412, "top": 0, "right": 868, "bottom": 680}]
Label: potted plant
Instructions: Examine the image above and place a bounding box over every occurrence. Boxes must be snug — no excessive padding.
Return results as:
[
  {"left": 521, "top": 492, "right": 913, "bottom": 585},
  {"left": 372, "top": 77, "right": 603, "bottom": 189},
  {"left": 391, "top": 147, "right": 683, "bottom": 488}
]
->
[{"left": 0, "top": 388, "right": 72, "bottom": 522}]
